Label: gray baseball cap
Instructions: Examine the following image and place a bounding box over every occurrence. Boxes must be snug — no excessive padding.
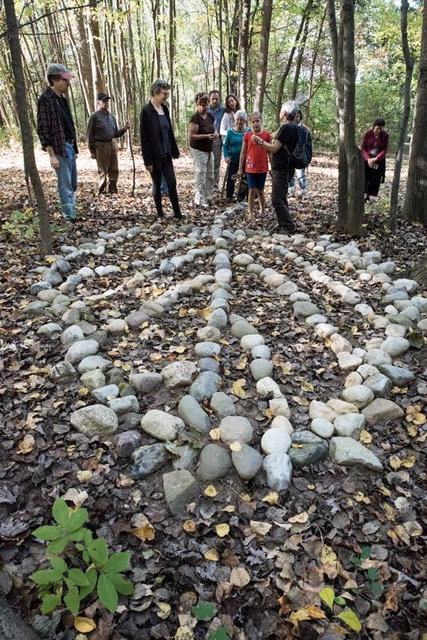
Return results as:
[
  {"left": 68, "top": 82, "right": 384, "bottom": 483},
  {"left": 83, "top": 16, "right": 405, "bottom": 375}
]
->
[{"left": 47, "top": 63, "right": 73, "bottom": 80}]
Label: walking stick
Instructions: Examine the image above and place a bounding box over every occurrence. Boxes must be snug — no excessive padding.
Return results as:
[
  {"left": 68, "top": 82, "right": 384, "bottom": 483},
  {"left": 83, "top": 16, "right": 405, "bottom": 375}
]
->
[
  {"left": 128, "top": 127, "right": 136, "bottom": 197},
  {"left": 220, "top": 163, "right": 229, "bottom": 205}
]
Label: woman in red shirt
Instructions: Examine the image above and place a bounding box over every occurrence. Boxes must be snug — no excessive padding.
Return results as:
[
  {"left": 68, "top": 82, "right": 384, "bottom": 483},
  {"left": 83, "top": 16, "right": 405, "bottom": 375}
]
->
[{"left": 361, "top": 118, "right": 389, "bottom": 203}]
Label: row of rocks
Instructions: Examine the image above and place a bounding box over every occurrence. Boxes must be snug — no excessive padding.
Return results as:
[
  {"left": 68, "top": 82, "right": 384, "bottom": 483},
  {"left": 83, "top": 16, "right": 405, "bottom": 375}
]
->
[{"left": 26, "top": 208, "right": 426, "bottom": 514}]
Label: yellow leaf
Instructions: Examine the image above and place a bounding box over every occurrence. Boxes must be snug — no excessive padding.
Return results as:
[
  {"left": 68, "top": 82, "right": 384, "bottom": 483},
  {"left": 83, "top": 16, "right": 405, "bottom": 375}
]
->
[
  {"left": 305, "top": 605, "right": 326, "bottom": 620},
  {"left": 132, "top": 523, "right": 155, "bottom": 541},
  {"left": 262, "top": 491, "right": 279, "bottom": 505},
  {"left": 249, "top": 520, "right": 272, "bottom": 536},
  {"left": 389, "top": 455, "right": 402, "bottom": 470},
  {"left": 336, "top": 609, "right": 362, "bottom": 632},
  {"left": 62, "top": 489, "right": 89, "bottom": 508},
  {"left": 182, "top": 520, "right": 197, "bottom": 533},
  {"left": 157, "top": 602, "right": 171, "bottom": 619},
  {"left": 175, "top": 626, "right": 195, "bottom": 640},
  {"left": 229, "top": 441, "right": 242, "bottom": 452},
  {"left": 231, "top": 379, "right": 246, "bottom": 398},
  {"left": 74, "top": 617, "right": 96, "bottom": 633},
  {"left": 150, "top": 353, "right": 163, "bottom": 362},
  {"left": 173, "top": 345, "right": 186, "bottom": 353},
  {"left": 288, "top": 511, "right": 309, "bottom": 524},
  {"left": 178, "top": 307, "right": 187, "bottom": 317},
  {"left": 222, "top": 505, "right": 235, "bottom": 512},
  {"left": 78, "top": 387, "right": 90, "bottom": 397},
  {"left": 407, "top": 423, "right": 418, "bottom": 437},
  {"left": 401, "top": 455, "right": 416, "bottom": 468},
  {"left": 307, "top": 484, "right": 316, "bottom": 490},
  {"left": 204, "top": 485, "right": 218, "bottom": 497},
  {"left": 200, "top": 307, "right": 212, "bottom": 320},
  {"left": 215, "top": 523, "right": 230, "bottom": 537},
  {"left": 354, "top": 492, "right": 370, "bottom": 504},
  {"left": 209, "top": 428, "right": 221, "bottom": 441},
  {"left": 379, "top": 484, "right": 391, "bottom": 497},
  {"left": 17, "top": 434, "right": 35, "bottom": 454},
  {"left": 383, "top": 503, "right": 396, "bottom": 521},
  {"left": 235, "top": 357, "right": 248, "bottom": 370},
  {"left": 76, "top": 470, "right": 93, "bottom": 482},
  {"left": 281, "top": 362, "right": 293, "bottom": 375},
  {"left": 403, "top": 521, "right": 423, "bottom": 537},
  {"left": 301, "top": 381, "right": 314, "bottom": 392},
  {"left": 319, "top": 586, "right": 335, "bottom": 610},
  {"left": 288, "top": 608, "right": 310, "bottom": 627},
  {"left": 230, "top": 566, "right": 251, "bottom": 587},
  {"left": 359, "top": 429, "right": 372, "bottom": 444},
  {"left": 321, "top": 544, "right": 337, "bottom": 564},
  {"left": 292, "top": 396, "right": 309, "bottom": 406},
  {"left": 204, "top": 549, "right": 219, "bottom": 561},
  {"left": 240, "top": 493, "right": 252, "bottom": 502}
]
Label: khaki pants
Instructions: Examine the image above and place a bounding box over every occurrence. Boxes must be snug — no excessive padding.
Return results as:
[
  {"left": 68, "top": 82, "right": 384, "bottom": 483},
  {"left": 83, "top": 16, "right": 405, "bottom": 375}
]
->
[{"left": 94, "top": 140, "right": 119, "bottom": 193}]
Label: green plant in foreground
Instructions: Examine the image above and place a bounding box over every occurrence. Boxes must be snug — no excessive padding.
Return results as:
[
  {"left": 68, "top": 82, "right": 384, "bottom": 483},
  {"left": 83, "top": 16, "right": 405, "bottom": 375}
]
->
[
  {"left": 350, "top": 545, "right": 384, "bottom": 597},
  {"left": 3, "top": 209, "right": 38, "bottom": 239},
  {"left": 30, "top": 498, "right": 133, "bottom": 615},
  {"left": 319, "top": 586, "right": 362, "bottom": 633}
]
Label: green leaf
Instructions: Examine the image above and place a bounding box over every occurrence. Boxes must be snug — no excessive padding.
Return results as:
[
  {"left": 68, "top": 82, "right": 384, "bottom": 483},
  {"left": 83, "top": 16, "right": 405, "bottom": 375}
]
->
[
  {"left": 334, "top": 596, "right": 347, "bottom": 606},
  {"left": 46, "top": 536, "right": 69, "bottom": 554},
  {"left": 41, "top": 593, "right": 61, "bottom": 614},
  {"left": 64, "top": 585, "right": 81, "bottom": 616},
  {"left": 109, "top": 573, "right": 134, "bottom": 596},
  {"left": 33, "top": 525, "right": 62, "bottom": 541},
  {"left": 65, "top": 508, "right": 88, "bottom": 533},
  {"left": 68, "top": 527, "right": 87, "bottom": 542},
  {"left": 88, "top": 539, "right": 109, "bottom": 567},
  {"left": 191, "top": 600, "right": 216, "bottom": 621},
  {"left": 30, "top": 569, "right": 63, "bottom": 586},
  {"left": 79, "top": 568, "right": 98, "bottom": 599},
  {"left": 49, "top": 557, "right": 68, "bottom": 575},
  {"left": 371, "top": 581, "right": 384, "bottom": 597},
  {"left": 360, "top": 546, "right": 371, "bottom": 561},
  {"left": 319, "top": 586, "right": 335, "bottom": 610},
  {"left": 368, "top": 567, "right": 378, "bottom": 581},
  {"left": 97, "top": 573, "right": 118, "bottom": 613},
  {"left": 336, "top": 609, "right": 362, "bottom": 632},
  {"left": 103, "top": 552, "right": 131, "bottom": 574},
  {"left": 68, "top": 568, "right": 90, "bottom": 587},
  {"left": 208, "top": 627, "right": 230, "bottom": 640},
  {"left": 350, "top": 554, "right": 361, "bottom": 568},
  {"left": 52, "top": 498, "right": 70, "bottom": 526}
]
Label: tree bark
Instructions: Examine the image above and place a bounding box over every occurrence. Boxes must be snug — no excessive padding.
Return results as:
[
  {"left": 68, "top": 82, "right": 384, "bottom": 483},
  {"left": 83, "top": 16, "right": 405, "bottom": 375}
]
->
[
  {"left": 3, "top": 0, "right": 52, "bottom": 256},
  {"left": 253, "top": 0, "right": 273, "bottom": 112},
  {"left": 238, "top": 0, "right": 251, "bottom": 109},
  {"left": 403, "top": 0, "right": 427, "bottom": 226}
]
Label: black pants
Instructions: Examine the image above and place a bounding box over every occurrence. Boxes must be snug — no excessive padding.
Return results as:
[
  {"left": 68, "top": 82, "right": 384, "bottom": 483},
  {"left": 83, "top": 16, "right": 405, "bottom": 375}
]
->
[
  {"left": 364, "top": 159, "right": 385, "bottom": 197},
  {"left": 226, "top": 161, "right": 246, "bottom": 201},
  {"left": 271, "top": 169, "right": 295, "bottom": 232},
  {"left": 151, "top": 156, "right": 182, "bottom": 218}
]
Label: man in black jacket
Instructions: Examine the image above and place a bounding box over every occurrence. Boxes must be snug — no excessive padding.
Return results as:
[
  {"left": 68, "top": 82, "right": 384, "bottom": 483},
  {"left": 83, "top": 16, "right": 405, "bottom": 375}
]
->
[
  {"left": 140, "top": 79, "right": 184, "bottom": 220},
  {"left": 252, "top": 99, "right": 299, "bottom": 234}
]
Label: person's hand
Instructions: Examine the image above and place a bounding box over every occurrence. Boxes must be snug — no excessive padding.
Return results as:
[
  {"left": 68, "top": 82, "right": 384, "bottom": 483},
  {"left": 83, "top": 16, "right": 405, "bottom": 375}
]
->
[
  {"left": 49, "top": 156, "right": 59, "bottom": 169},
  {"left": 208, "top": 133, "right": 216, "bottom": 140},
  {"left": 146, "top": 165, "right": 153, "bottom": 174},
  {"left": 368, "top": 158, "right": 376, "bottom": 167},
  {"left": 252, "top": 134, "right": 262, "bottom": 145}
]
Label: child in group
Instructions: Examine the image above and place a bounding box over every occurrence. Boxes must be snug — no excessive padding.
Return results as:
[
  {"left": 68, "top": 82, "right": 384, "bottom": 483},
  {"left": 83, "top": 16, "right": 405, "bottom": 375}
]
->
[{"left": 237, "top": 111, "right": 272, "bottom": 217}]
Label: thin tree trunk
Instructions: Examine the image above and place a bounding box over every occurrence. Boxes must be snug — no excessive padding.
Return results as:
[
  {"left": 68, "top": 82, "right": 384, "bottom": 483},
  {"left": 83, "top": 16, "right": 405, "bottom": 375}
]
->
[
  {"left": 276, "top": 5, "right": 308, "bottom": 121},
  {"left": 238, "top": 0, "right": 251, "bottom": 108},
  {"left": 291, "top": 0, "right": 313, "bottom": 99},
  {"left": 4, "top": 0, "right": 53, "bottom": 256},
  {"left": 253, "top": 0, "right": 272, "bottom": 112},
  {"left": 306, "top": 6, "right": 326, "bottom": 124}
]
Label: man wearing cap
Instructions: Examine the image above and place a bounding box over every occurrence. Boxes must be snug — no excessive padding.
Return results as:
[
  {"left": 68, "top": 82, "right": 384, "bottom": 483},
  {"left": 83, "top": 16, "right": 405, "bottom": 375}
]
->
[
  {"left": 86, "top": 93, "right": 130, "bottom": 194},
  {"left": 37, "top": 63, "right": 78, "bottom": 221}
]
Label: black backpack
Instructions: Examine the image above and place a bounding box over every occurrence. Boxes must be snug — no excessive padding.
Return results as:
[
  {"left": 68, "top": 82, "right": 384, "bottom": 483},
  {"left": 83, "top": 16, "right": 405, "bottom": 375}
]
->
[{"left": 286, "top": 124, "right": 312, "bottom": 169}]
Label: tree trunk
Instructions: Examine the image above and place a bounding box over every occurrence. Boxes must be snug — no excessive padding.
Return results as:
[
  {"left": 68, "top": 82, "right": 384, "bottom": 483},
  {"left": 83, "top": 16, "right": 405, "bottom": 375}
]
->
[
  {"left": 238, "top": 0, "right": 251, "bottom": 108},
  {"left": 291, "top": 0, "right": 313, "bottom": 100},
  {"left": 276, "top": 5, "right": 308, "bottom": 121},
  {"left": 253, "top": 0, "right": 273, "bottom": 112},
  {"left": 4, "top": 0, "right": 53, "bottom": 256},
  {"left": 403, "top": 0, "right": 427, "bottom": 226}
]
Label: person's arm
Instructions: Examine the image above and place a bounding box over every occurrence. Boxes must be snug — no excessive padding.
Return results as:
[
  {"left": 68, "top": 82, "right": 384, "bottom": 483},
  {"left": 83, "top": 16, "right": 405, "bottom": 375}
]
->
[
  {"left": 220, "top": 113, "right": 229, "bottom": 137},
  {"left": 114, "top": 118, "right": 131, "bottom": 138},
  {"left": 251, "top": 133, "right": 282, "bottom": 154},
  {"left": 375, "top": 132, "right": 389, "bottom": 162},
  {"left": 237, "top": 138, "right": 247, "bottom": 174},
  {"left": 223, "top": 129, "right": 232, "bottom": 162},
  {"left": 86, "top": 114, "right": 97, "bottom": 158},
  {"left": 37, "top": 96, "right": 60, "bottom": 169},
  {"left": 140, "top": 107, "right": 153, "bottom": 172},
  {"left": 361, "top": 131, "right": 371, "bottom": 162}
]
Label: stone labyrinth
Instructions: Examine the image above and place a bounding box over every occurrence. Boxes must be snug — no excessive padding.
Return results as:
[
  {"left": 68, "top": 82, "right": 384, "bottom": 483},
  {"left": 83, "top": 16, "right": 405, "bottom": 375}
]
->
[{"left": 28, "top": 204, "right": 426, "bottom": 515}]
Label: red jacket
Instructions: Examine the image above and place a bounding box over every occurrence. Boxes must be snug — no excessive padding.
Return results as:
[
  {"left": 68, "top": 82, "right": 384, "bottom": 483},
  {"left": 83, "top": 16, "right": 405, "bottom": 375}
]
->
[{"left": 361, "top": 129, "right": 389, "bottom": 162}]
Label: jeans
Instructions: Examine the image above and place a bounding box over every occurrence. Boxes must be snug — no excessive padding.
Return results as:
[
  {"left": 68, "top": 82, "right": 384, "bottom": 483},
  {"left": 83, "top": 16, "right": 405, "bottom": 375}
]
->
[
  {"left": 289, "top": 168, "right": 307, "bottom": 191},
  {"left": 56, "top": 142, "right": 77, "bottom": 219},
  {"left": 151, "top": 156, "right": 182, "bottom": 218},
  {"left": 191, "top": 148, "right": 214, "bottom": 204},
  {"left": 271, "top": 169, "right": 295, "bottom": 232}
]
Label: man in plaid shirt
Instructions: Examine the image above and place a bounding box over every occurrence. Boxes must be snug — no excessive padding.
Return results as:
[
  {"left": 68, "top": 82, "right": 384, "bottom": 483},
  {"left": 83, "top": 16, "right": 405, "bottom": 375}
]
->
[{"left": 37, "top": 63, "right": 78, "bottom": 221}]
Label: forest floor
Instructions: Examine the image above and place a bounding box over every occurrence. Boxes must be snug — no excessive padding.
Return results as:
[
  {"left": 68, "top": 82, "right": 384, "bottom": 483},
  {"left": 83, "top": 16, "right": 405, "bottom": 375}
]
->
[{"left": 0, "top": 146, "right": 426, "bottom": 640}]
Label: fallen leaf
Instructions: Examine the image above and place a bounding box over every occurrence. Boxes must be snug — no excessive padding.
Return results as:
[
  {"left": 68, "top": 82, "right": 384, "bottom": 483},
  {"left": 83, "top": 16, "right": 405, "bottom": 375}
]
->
[
  {"left": 262, "top": 491, "right": 279, "bottom": 505},
  {"left": 359, "top": 429, "right": 372, "bottom": 444},
  {"left": 204, "top": 485, "right": 218, "bottom": 497},
  {"left": 76, "top": 470, "right": 93, "bottom": 482},
  {"left": 235, "top": 357, "right": 247, "bottom": 370},
  {"left": 74, "top": 617, "right": 96, "bottom": 632},
  {"left": 229, "top": 442, "right": 242, "bottom": 452},
  {"left": 288, "top": 511, "right": 309, "bottom": 524},
  {"left": 249, "top": 520, "right": 272, "bottom": 536},
  {"left": 215, "top": 524, "right": 230, "bottom": 538},
  {"left": 62, "top": 489, "right": 89, "bottom": 508},
  {"left": 156, "top": 602, "right": 171, "bottom": 619},
  {"left": 230, "top": 566, "right": 250, "bottom": 587},
  {"left": 183, "top": 520, "right": 197, "bottom": 533},
  {"left": 17, "top": 434, "right": 35, "bottom": 454},
  {"left": 231, "top": 379, "right": 246, "bottom": 398},
  {"left": 222, "top": 505, "right": 235, "bottom": 513},
  {"left": 204, "top": 549, "right": 219, "bottom": 561},
  {"left": 209, "top": 428, "right": 221, "bottom": 441},
  {"left": 336, "top": 609, "right": 362, "bottom": 632}
]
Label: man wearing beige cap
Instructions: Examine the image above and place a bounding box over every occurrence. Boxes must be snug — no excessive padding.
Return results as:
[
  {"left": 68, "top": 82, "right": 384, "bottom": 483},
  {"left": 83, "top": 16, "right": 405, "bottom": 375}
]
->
[
  {"left": 37, "top": 63, "right": 78, "bottom": 221},
  {"left": 87, "top": 93, "right": 130, "bottom": 194}
]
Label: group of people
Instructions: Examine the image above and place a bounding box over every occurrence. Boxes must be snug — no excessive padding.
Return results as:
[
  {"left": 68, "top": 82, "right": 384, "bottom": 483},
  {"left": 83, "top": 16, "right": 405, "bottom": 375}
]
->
[{"left": 37, "top": 63, "right": 388, "bottom": 231}]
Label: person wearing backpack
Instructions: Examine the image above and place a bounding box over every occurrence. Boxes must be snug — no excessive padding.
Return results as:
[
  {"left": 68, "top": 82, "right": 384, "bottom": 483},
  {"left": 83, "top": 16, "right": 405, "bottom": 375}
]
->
[
  {"left": 252, "top": 99, "right": 301, "bottom": 234},
  {"left": 288, "top": 109, "right": 311, "bottom": 199}
]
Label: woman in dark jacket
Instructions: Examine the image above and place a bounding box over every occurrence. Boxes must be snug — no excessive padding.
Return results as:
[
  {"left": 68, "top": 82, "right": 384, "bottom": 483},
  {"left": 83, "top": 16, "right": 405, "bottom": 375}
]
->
[
  {"left": 140, "top": 78, "right": 184, "bottom": 220},
  {"left": 361, "top": 118, "right": 389, "bottom": 203}
]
